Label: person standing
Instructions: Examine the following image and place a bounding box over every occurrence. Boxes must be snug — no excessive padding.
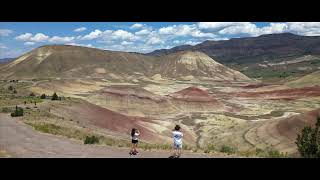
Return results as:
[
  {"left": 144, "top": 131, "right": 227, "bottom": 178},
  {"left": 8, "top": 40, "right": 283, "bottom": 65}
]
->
[
  {"left": 172, "top": 125, "right": 183, "bottom": 158},
  {"left": 130, "top": 128, "right": 140, "bottom": 155}
]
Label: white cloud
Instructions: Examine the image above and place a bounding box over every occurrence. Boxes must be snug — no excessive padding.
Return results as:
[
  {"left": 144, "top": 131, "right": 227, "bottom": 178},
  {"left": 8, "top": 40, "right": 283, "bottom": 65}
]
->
[
  {"left": 112, "top": 30, "right": 137, "bottom": 40},
  {"left": 135, "top": 29, "right": 151, "bottom": 36},
  {"left": 286, "top": 22, "right": 320, "bottom": 36},
  {"left": 66, "top": 43, "right": 93, "bottom": 48},
  {"left": 81, "top": 29, "right": 102, "bottom": 40},
  {"left": 172, "top": 40, "right": 200, "bottom": 46},
  {"left": 0, "top": 43, "right": 7, "bottom": 49},
  {"left": 130, "top": 23, "right": 144, "bottom": 29},
  {"left": 24, "top": 42, "right": 35, "bottom": 46},
  {"left": 184, "top": 41, "right": 201, "bottom": 46},
  {"left": 0, "top": 29, "right": 13, "bottom": 36},
  {"left": 74, "top": 27, "right": 87, "bottom": 32},
  {"left": 259, "top": 23, "right": 287, "bottom": 34},
  {"left": 30, "top": 33, "right": 49, "bottom": 42},
  {"left": 98, "top": 29, "right": 139, "bottom": 42},
  {"left": 15, "top": 33, "right": 49, "bottom": 42},
  {"left": 218, "top": 22, "right": 259, "bottom": 36},
  {"left": 198, "top": 22, "right": 247, "bottom": 31},
  {"left": 102, "top": 43, "right": 160, "bottom": 53},
  {"left": 146, "top": 37, "right": 164, "bottom": 45},
  {"left": 159, "top": 24, "right": 216, "bottom": 38},
  {"left": 15, "top": 33, "right": 33, "bottom": 41},
  {"left": 199, "top": 22, "right": 288, "bottom": 37},
  {"left": 49, "top": 36, "right": 75, "bottom": 43},
  {"left": 121, "top": 41, "right": 134, "bottom": 45}
]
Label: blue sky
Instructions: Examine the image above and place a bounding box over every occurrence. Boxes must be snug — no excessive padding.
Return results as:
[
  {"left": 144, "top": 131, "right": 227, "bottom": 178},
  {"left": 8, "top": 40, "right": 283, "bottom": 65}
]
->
[{"left": 1, "top": 22, "right": 320, "bottom": 58}]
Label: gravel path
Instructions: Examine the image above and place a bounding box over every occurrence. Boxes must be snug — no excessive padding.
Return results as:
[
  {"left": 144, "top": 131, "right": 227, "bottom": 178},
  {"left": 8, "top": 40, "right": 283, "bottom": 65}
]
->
[{"left": 0, "top": 113, "right": 228, "bottom": 158}]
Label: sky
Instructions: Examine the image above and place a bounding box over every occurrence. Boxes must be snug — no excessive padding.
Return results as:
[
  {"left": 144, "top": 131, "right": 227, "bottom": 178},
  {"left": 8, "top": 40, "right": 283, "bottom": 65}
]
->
[{"left": 1, "top": 22, "right": 320, "bottom": 58}]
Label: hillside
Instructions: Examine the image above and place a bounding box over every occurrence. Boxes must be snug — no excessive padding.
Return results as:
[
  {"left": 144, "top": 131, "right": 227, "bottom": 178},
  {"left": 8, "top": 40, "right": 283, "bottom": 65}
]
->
[
  {"left": 153, "top": 51, "right": 250, "bottom": 81},
  {"left": 147, "top": 33, "right": 320, "bottom": 80},
  {"left": 286, "top": 70, "right": 320, "bottom": 88},
  {"left": 0, "top": 45, "right": 250, "bottom": 81},
  {"left": 148, "top": 33, "right": 320, "bottom": 63},
  {"left": 0, "top": 45, "right": 156, "bottom": 79}
]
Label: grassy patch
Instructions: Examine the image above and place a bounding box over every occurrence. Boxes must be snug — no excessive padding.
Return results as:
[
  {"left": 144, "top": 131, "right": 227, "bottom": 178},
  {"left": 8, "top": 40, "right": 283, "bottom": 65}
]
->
[
  {"left": 237, "top": 148, "right": 289, "bottom": 158},
  {"left": 219, "top": 145, "right": 237, "bottom": 154},
  {"left": 84, "top": 135, "right": 100, "bottom": 144},
  {"left": 1, "top": 107, "right": 15, "bottom": 113},
  {"left": 0, "top": 150, "right": 11, "bottom": 157},
  {"left": 203, "top": 144, "right": 216, "bottom": 153},
  {"left": 254, "top": 148, "right": 289, "bottom": 158}
]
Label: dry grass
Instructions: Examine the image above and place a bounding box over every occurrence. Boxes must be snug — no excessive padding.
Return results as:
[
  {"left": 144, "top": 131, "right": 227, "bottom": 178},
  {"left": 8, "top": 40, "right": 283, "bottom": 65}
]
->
[{"left": 0, "top": 150, "right": 11, "bottom": 158}]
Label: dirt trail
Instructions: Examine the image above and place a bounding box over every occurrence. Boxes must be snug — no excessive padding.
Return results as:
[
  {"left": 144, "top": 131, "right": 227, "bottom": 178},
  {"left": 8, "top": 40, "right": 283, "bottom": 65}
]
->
[{"left": 0, "top": 114, "right": 230, "bottom": 158}]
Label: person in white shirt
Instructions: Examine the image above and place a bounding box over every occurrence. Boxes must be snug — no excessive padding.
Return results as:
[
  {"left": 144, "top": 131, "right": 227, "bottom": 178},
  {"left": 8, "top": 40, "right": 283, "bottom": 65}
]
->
[
  {"left": 130, "top": 128, "right": 140, "bottom": 155},
  {"left": 172, "top": 125, "right": 183, "bottom": 158}
]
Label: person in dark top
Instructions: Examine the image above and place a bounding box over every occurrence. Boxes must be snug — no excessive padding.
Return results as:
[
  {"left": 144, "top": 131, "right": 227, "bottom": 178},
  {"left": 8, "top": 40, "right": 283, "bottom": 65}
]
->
[{"left": 129, "top": 128, "right": 140, "bottom": 155}]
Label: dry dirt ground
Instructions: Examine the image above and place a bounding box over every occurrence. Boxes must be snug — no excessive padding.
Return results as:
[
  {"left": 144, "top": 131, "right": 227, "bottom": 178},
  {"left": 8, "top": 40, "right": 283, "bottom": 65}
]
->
[{"left": 0, "top": 113, "right": 232, "bottom": 158}]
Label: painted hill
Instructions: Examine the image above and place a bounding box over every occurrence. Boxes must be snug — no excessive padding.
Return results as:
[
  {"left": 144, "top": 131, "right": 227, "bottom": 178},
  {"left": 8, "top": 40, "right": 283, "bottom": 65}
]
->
[
  {"left": 153, "top": 51, "right": 250, "bottom": 81},
  {"left": 169, "top": 86, "right": 214, "bottom": 102},
  {"left": 286, "top": 70, "right": 320, "bottom": 88},
  {"left": 0, "top": 45, "right": 250, "bottom": 81},
  {"left": 0, "top": 45, "right": 156, "bottom": 79}
]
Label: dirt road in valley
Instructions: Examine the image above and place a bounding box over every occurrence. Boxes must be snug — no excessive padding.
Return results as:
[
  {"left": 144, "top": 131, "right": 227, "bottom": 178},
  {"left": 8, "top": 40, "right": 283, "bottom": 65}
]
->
[{"left": 0, "top": 113, "right": 229, "bottom": 158}]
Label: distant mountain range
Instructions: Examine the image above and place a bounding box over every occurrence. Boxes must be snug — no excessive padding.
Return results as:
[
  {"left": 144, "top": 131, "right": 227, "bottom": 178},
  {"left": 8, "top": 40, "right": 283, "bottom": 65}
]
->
[
  {"left": 147, "top": 33, "right": 320, "bottom": 64},
  {"left": 0, "top": 58, "right": 15, "bottom": 64},
  {"left": 147, "top": 33, "right": 320, "bottom": 80}
]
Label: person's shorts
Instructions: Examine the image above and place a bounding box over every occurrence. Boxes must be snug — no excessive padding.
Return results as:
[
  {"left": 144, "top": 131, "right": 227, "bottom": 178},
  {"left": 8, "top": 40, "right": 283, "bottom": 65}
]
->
[
  {"left": 132, "top": 139, "right": 138, "bottom": 144},
  {"left": 174, "top": 143, "right": 182, "bottom": 149}
]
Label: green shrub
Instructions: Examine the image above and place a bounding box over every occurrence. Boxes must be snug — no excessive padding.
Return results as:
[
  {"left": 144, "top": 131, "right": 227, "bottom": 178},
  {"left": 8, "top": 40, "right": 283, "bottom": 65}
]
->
[
  {"left": 40, "top": 94, "right": 46, "bottom": 99},
  {"left": 255, "top": 148, "right": 264, "bottom": 156},
  {"left": 266, "top": 149, "right": 288, "bottom": 158},
  {"left": 33, "top": 123, "right": 61, "bottom": 134},
  {"left": 13, "top": 89, "right": 17, "bottom": 94},
  {"left": 51, "top": 92, "right": 59, "bottom": 100},
  {"left": 220, "top": 145, "right": 237, "bottom": 154},
  {"left": 29, "top": 92, "right": 35, "bottom": 97},
  {"left": 84, "top": 135, "right": 100, "bottom": 144},
  {"left": 296, "top": 116, "right": 320, "bottom": 158},
  {"left": 8, "top": 86, "right": 13, "bottom": 91},
  {"left": 207, "top": 144, "right": 216, "bottom": 151},
  {"left": 10, "top": 106, "right": 24, "bottom": 117}
]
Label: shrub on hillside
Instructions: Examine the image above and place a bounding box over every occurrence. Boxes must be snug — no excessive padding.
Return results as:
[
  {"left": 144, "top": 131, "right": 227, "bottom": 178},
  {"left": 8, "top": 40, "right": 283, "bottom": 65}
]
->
[
  {"left": 51, "top": 92, "right": 59, "bottom": 100},
  {"left": 266, "top": 149, "right": 288, "bottom": 158},
  {"left": 296, "top": 116, "right": 320, "bottom": 158},
  {"left": 84, "top": 135, "right": 100, "bottom": 144},
  {"left": 220, "top": 145, "right": 237, "bottom": 154},
  {"left": 40, "top": 94, "right": 46, "bottom": 99},
  {"left": 8, "top": 86, "right": 13, "bottom": 91},
  {"left": 13, "top": 89, "right": 17, "bottom": 94},
  {"left": 29, "top": 92, "right": 35, "bottom": 97},
  {"left": 11, "top": 106, "right": 24, "bottom": 117}
]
